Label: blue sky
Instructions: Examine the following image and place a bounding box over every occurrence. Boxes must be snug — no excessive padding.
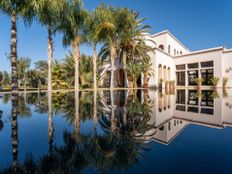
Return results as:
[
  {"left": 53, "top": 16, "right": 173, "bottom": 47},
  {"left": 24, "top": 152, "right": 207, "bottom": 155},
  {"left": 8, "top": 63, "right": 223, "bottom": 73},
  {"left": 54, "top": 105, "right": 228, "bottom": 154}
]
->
[{"left": 0, "top": 0, "right": 232, "bottom": 71}]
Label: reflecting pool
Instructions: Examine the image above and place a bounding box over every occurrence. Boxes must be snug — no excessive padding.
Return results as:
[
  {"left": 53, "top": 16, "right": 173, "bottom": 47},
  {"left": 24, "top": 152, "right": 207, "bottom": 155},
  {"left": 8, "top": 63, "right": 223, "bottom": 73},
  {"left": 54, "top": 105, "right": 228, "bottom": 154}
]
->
[{"left": 0, "top": 89, "right": 232, "bottom": 173}]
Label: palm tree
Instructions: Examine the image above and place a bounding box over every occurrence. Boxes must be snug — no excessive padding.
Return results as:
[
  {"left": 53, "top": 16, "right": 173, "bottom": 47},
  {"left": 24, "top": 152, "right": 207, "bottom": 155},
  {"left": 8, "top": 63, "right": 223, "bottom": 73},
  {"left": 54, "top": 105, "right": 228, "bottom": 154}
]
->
[
  {"left": 0, "top": 0, "right": 34, "bottom": 91},
  {"left": 99, "top": 7, "right": 154, "bottom": 89},
  {"left": 34, "top": 0, "right": 65, "bottom": 92},
  {"left": 85, "top": 4, "right": 110, "bottom": 90},
  {"left": 58, "top": 0, "right": 88, "bottom": 90}
]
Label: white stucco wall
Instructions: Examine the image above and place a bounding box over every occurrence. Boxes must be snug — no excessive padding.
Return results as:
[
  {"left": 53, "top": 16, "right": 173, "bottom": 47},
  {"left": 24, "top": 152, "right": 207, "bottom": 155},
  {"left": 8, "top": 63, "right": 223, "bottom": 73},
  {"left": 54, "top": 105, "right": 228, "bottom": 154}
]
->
[
  {"left": 148, "top": 49, "right": 175, "bottom": 87},
  {"left": 222, "top": 51, "right": 232, "bottom": 87},
  {"left": 152, "top": 31, "right": 190, "bottom": 56}
]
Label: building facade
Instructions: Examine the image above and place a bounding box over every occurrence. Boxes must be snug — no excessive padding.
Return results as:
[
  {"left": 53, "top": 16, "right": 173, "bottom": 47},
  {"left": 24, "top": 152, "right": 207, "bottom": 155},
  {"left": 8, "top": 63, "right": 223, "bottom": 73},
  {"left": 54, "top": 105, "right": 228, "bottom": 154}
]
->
[{"left": 101, "top": 30, "right": 232, "bottom": 88}]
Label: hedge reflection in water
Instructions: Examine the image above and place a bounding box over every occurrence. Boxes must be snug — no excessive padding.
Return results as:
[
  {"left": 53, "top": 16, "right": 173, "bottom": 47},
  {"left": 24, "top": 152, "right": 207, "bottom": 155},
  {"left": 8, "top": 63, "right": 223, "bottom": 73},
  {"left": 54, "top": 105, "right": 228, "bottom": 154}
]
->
[{"left": 1, "top": 90, "right": 155, "bottom": 173}]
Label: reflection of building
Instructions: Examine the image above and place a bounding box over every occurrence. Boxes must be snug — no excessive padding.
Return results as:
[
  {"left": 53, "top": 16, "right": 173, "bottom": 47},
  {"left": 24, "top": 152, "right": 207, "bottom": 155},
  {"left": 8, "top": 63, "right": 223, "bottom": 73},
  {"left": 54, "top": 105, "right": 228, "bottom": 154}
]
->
[
  {"left": 100, "top": 30, "right": 232, "bottom": 88},
  {"left": 141, "top": 89, "right": 232, "bottom": 145},
  {"left": 99, "top": 89, "right": 232, "bottom": 145}
]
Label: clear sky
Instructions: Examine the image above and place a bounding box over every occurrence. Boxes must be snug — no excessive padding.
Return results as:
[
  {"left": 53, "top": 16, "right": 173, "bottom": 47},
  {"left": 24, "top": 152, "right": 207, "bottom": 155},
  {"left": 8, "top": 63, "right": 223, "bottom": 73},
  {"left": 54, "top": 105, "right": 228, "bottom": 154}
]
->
[{"left": 0, "top": 0, "right": 232, "bottom": 71}]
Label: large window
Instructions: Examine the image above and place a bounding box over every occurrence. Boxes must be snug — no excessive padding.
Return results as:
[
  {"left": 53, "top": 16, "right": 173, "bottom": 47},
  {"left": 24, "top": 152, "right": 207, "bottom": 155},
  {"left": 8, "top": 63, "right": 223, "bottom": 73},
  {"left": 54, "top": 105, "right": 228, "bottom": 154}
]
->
[
  {"left": 188, "top": 63, "right": 199, "bottom": 69},
  {"left": 176, "top": 72, "right": 185, "bottom": 86},
  {"left": 176, "top": 105, "right": 186, "bottom": 111},
  {"left": 188, "top": 70, "right": 198, "bottom": 86},
  {"left": 176, "top": 64, "right": 185, "bottom": 70},
  {"left": 201, "top": 61, "right": 214, "bottom": 68},
  {"left": 188, "top": 107, "right": 199, "bottom": 113},
  {"left": 201, "top": 108, "right": 214, "bottom": 115},
  {"left": 201, "top": 90, "right": 214, "bottom": 107},
  {"left": 201, "top": 69, "right": 213, "bottom": 86},
  {"left": 176, "top": 90, "right": 186, "bottom": 104},
  {"left": 188, "top": 90, "right": 198, "bottom": 105}
]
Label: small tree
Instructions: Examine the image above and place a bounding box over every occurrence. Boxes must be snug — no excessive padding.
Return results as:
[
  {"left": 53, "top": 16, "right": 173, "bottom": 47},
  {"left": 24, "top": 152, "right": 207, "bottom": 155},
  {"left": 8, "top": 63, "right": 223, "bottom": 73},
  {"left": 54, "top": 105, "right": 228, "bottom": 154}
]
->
[{"left": 2, "top": 71, "right": 11, "bottom": 86}]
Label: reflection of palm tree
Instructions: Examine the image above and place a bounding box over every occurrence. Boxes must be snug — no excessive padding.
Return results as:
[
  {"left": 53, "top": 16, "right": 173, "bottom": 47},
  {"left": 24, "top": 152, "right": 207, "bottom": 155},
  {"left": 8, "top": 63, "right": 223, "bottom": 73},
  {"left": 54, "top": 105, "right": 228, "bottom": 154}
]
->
[
  {"left": 93, "top": 91, "right": 98, "bottom": 133},
  {"left": 99, "top": 91, "right": 154, "bottom": 141},
  {"left": 11, "top": 93, "right": 19, "bottom": 172},
  {"left": 48, "top": 91, "right": 54, "bottom": 152},
  {"left": 73, "top": 91, "right": 80, "bottom": 141},
  {"left": 0, "top": 110, "right": 3, "bottom": 131},
  {"left": 17, "top": 94, "right": 31, "bottom": 118},
  {"left": 110, "top": 91, "right": 116, "bottom": 132}
]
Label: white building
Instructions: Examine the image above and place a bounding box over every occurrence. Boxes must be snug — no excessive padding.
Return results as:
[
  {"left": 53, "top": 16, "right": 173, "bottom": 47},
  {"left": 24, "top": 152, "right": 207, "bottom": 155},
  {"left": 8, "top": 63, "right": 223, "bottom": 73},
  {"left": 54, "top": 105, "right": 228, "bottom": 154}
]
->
[
  {"left": 101, "top": 30, "right": 232, "bottom": 88},
  {"left": 141, "top": 89, "right": 232, "bottom": 145},
  {"left": 146, "top": 30, "right": 232, "bottom": 88}
]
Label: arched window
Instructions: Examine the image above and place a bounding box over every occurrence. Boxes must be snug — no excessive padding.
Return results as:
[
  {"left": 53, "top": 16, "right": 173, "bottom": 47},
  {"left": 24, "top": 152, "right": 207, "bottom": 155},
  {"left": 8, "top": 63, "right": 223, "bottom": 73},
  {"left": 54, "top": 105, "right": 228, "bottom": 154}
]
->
[
  {"left": 177, "top": 51, "right": 179, "bottom": 55},
  {"left": 174, "top": 49, "right": 176, "bottom": 55},
  {"left": 168, "top": 45, "right": 171, "bottom": 54},
  {"left": 159, "top": 45, "right": 164, "bottom": 50},
  {"left": 180, "top": 51, "right": 182, "bottom": 55}
]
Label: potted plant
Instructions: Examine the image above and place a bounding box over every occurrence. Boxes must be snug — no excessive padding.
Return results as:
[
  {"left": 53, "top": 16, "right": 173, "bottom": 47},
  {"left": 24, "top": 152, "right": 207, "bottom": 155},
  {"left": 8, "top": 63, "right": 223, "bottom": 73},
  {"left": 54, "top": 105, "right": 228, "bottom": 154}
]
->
[
  {"left": 210, "top": 77, "right": 220, "bottom": 89},
  {"left": 194, "top": 78, "right": 203, "bottom": 90},
  {"left": 223, "top": 77, "right": 228, "bottom": 89}
]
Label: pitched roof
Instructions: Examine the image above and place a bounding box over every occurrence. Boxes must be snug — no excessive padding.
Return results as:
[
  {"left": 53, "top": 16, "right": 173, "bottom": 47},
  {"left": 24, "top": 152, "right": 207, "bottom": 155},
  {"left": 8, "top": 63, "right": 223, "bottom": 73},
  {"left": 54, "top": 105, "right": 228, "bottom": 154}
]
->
[{"left": 152, "top": 30, "right": 190, "bottom": 52}]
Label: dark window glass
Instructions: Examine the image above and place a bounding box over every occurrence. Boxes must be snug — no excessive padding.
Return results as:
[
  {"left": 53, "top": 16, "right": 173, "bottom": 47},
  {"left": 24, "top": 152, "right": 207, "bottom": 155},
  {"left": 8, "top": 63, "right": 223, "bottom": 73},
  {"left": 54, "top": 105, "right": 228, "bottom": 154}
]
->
[
  {"left": 176, "top": 105, "right": 186, "bottom": 111},
  {"left": 176, "top": 64, "right": 185, "bottom": 70},
  {"left": 176, "top": 71, "right": 185, "bottom": 86},
  {"left": 201, "top": 61, "right": 214, "bottom": 68},
  {"left": 201, "top": 108, "right": 214, "bottom": 115},
  {"left": 201, "top": 69, "right": 214, "bottom": 86},
  {"left": 188, "top": 107, "right": 199, "bottom": 113},
  {"left": 159, "top": 45, "right": 164, "bottom": 50},
  {"left": 176, "top": 90, "right": 186, "bottom": 104},
  {"left": 188, "top": 90, "right": 198, "bottom": 105},
  {"left": 201, "top": 90, "right": 214, "bottom": 107},
  {"left": 188, "top": 70, "right": 198, "bottom": 86},
  {"left": 188, "top": 63, "right": 199, "bottom": 69}
]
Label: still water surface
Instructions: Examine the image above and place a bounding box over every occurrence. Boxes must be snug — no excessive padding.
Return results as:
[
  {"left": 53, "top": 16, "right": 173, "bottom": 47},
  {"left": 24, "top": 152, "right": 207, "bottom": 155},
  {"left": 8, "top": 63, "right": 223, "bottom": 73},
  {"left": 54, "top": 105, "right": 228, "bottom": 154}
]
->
[{"left": 0, "top": 89, "right": 232, "bottom": 174}]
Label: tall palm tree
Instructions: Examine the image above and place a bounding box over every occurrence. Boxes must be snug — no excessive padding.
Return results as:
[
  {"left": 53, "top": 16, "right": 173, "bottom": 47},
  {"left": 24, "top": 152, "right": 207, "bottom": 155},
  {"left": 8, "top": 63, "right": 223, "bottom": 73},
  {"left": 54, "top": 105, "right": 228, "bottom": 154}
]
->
[
  {"left": 99, "top": 8, "right": 154, "bottom": 88},
  {"left": 34, "top": 0, "right": 65, "bottom": 92},
  {"left": 85, "top": 4, "right": 110, "bottom": 90},
  {"left": 59, "top": 0, "right": 87, "bottom": 90},
  {"left": 0, "top": 0, "right": 34, "bottom": 91}
]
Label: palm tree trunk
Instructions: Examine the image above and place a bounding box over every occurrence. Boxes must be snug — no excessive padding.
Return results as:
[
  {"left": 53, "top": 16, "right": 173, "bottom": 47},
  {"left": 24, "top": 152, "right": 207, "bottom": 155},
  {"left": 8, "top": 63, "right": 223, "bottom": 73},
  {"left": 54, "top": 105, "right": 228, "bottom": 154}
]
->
[
  {"left": 73, "top": 44, "right": 80, "bottom": 90},
  {"left": 48, "top": 27, "right": 53, "bottom": 92},
  {"left": 74, "top": 90, "right": 80, "bottom": 141},
  {"left": 11, "top": 93, "right": 19, "bottom": 171},
  {"left": 93, "top": 91, "right": 97, "bottom": 133},
  {"left": 93, "top": 44, "right": 97, "bottom": 90},
  {"left": 11, "top": 11, "right": 18, "bottom": 91},
  {"left": 48, "top": 91, "right": 53, "bottom": 152},
  {"left": 110, "top": 90, "right": 116, "bottom": 132},
  {"left": 122, "top": 50, "right": 128, "bottom": 87},
  {"left": 110, "top": 44, "right": 116, "bottom": 90}
]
